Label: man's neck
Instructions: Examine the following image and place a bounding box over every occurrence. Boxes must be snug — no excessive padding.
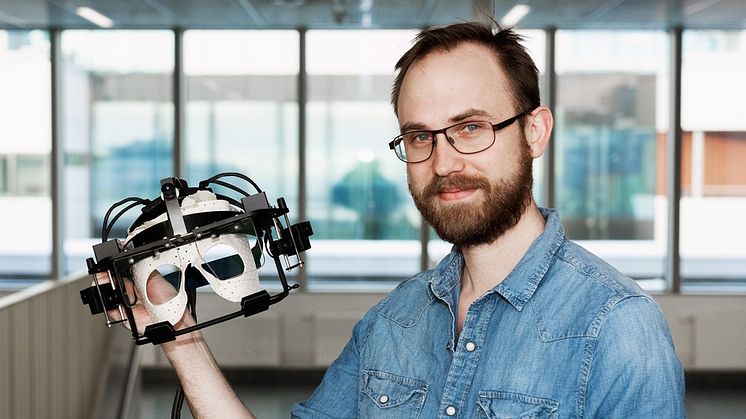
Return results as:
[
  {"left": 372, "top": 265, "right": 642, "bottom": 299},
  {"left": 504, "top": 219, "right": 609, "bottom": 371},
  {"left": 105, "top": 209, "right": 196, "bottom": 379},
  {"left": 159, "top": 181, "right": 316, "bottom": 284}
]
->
[{"left": 460, "top": 202, "right": 546, "bottom": 300}]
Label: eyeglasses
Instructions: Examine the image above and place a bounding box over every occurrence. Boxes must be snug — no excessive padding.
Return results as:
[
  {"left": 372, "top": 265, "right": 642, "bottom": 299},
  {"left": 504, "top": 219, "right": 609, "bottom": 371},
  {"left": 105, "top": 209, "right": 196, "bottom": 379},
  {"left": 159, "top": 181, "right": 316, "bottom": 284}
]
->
[{"left": 388, "top": 111, "right": 529, "bottom": 163}]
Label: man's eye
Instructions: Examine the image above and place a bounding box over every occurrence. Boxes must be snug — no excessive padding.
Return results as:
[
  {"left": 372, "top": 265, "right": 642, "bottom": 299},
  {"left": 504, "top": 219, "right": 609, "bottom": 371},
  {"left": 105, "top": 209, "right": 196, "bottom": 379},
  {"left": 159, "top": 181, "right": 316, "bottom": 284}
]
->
[
  {"left": 406, "top": 132, "right": 431, "bottom": 144},
  {"left": 461, "top": 123, "right": 483, "bottom": 134}
]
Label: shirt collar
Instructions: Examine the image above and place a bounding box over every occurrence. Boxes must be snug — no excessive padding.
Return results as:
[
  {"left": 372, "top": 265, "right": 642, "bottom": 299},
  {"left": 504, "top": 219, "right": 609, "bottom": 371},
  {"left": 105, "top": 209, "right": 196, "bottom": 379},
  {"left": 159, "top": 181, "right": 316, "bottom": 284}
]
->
[{"left": 428, "top": 208, "right": 566, "bottom": 311}]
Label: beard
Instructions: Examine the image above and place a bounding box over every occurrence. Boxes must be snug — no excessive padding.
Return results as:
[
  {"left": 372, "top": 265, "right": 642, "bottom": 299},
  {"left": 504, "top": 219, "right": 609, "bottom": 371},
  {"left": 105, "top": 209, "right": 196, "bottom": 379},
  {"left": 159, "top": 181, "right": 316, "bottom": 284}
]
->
[{"left": 409, "top": 145, "right": 534, "bottom": 247}]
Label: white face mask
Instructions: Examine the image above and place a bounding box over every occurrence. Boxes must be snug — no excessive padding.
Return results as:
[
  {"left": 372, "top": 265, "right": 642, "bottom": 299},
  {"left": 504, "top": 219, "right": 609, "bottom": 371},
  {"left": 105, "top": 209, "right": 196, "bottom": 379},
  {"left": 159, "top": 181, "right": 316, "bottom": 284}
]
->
[
  {"left": 126, "top": 190, "right": 261, "bottom": 326},
  {"left": 129, "top": 233, "right": 261, "bottom": 326}
]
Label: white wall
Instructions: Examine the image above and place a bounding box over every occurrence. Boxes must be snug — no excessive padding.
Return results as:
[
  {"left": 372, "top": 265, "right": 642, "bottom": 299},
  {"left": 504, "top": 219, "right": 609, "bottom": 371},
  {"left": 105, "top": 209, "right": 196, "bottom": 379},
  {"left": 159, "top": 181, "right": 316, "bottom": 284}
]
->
[{"left": 139, "top": 292, "right": 746, "bottom": 372}]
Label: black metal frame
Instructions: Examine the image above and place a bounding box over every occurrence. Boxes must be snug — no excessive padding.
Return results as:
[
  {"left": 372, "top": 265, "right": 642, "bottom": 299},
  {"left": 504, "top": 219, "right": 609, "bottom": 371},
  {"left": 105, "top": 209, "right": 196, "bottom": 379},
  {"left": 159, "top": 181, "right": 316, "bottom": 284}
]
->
[{"left": 80, "top": 173, "right": 313, "bottom": 345}]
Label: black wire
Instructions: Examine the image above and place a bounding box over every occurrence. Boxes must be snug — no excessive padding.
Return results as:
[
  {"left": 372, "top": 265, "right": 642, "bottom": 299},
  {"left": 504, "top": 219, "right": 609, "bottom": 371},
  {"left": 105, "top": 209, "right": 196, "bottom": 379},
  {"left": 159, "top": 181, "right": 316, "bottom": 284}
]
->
[
  {"left": 171, "top": 387, "right": 183, "bottom": 419},
  {"left": 171, "top": 289, "right": 198, "bottom": 419},
  {"left": 100, "top": 197, "right": 150, "bottom": 242},
  {"left": 210, "top": 179, "right": 252, "bottom": 198},
  {"left": 204, "top": 172, "right": 262, "bottom": 194},
  {"left": 102, "top": 201, "right": 148, "bottom": 242}
]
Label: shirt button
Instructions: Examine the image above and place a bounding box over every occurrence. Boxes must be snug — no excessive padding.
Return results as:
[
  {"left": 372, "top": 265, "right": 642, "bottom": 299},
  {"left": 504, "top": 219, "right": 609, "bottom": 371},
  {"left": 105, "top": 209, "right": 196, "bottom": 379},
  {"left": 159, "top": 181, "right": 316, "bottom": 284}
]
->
[
  {"left": 465, "top": 341, "right": 476, "bottom": 352},
  {"left": 446, "top": 406, "right": 457, "bottom": 416},
  {"left": 379, "top": 395, "right": 389, "bottom": 404}
]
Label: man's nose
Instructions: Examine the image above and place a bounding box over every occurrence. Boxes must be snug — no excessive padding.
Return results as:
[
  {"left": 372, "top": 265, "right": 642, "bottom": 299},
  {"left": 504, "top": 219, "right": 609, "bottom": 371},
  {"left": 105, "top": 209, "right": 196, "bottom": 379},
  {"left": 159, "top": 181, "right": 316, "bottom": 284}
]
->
[{"left": 430, "top": 133, "right": 465, "bottom": 177}]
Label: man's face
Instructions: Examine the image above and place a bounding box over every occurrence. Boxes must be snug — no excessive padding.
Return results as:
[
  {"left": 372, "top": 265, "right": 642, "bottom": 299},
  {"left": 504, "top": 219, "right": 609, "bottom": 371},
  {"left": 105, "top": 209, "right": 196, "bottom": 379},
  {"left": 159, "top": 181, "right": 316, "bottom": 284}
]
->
[{"left": 396, "top": 42, "right": 534, "bottom": 247}]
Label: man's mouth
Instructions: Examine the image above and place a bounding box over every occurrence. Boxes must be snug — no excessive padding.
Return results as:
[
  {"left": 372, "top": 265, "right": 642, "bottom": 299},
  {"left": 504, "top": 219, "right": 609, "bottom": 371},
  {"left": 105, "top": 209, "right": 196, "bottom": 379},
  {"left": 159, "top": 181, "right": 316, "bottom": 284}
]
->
[
  {"left": 437, "top": 187, "right": 477, "bottom": 201},
  {"left": 422, "top": 174, "right": 490, "bottom": 203}
]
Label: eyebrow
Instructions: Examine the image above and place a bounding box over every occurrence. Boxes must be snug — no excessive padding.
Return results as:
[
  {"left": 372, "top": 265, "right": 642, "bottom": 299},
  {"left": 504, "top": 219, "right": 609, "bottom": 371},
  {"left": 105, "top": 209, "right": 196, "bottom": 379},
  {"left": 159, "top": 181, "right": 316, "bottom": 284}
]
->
[
  {"left": 399, "top": 108, "right": 493, "bottom": 133},
  {"left": 449, "top": 108, "right": 491, "bottom": 123}
]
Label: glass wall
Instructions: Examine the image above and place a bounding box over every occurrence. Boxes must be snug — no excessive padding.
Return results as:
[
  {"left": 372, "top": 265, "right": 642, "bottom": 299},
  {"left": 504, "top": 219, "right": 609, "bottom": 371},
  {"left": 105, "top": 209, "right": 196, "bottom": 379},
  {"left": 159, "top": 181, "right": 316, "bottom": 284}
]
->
[
  {"left": 61, "top": 30, "right": 174, "bottom": 274},
  {"left": 1, "top": 25, "right": 743, "bottom": 293},
  {"left": 184, "top": 30, "right": 299, "bottom": 281},
  {"left": 0, "top": 30, "right": 51, "bottom": 280},
  {"left": 305, "top": 30, "right": 419, "bottom": 284},
  {"left": 681, "top": 30, "right": 746, "bottom": 286},
  {"left": 555, "top": 31, "right": 669, "bottom": 285}
]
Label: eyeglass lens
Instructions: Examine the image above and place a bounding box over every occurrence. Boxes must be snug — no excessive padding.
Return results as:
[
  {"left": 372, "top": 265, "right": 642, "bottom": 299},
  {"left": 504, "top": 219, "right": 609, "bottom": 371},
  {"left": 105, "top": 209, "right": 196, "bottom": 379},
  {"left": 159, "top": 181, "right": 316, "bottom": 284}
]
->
[{"left": 395, "top": 120, "right": 494, "bottom": 162}]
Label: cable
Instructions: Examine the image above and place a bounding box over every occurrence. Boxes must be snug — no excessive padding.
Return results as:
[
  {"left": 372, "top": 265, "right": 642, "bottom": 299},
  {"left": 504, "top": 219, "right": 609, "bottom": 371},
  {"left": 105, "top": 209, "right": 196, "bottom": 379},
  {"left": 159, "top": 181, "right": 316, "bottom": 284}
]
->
[
  {"left": 101, "top": 197, "right": 150, "bottom": 242},
  {"left": 210, "top": 179, "right": 251, "bottom": 197},
  {"left": 171, "top": 288, "right": 198, "bottom": 419},
  {"left": 202, "top": 172, "right": 262, "bottom": 194},
  {"left": 103, "top": 201, "right": 148, "bottom": 242}
]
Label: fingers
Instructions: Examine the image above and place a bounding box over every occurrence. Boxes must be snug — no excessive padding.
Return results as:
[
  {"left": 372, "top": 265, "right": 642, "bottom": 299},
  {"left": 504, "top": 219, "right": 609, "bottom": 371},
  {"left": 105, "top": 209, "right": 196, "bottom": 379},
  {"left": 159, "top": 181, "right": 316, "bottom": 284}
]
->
[
  {"left": 93, "top": 270, "right": 198, "bottom": 334},
  {"left": 146, "top": 270, "right": 180, "bottom": 305},
  {"left": 145, "top": 271, "right": 197, "bottom": 328},
  {"left": 92, "top": 271, "right": 112, "bottom": 286},
  {"left": 89, "top": 271, "right": 136, "bottom": 328}
]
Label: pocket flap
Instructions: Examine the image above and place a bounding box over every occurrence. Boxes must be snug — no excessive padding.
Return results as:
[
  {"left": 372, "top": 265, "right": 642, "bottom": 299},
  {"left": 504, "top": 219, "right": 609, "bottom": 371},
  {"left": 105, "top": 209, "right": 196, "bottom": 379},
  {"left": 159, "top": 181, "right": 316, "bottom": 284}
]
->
[
  {"left": 478, "top": 391, "right": 558, "bottom": 418},
  {"left": 362, "top": 370, "right": 428, "bottom": 408}
]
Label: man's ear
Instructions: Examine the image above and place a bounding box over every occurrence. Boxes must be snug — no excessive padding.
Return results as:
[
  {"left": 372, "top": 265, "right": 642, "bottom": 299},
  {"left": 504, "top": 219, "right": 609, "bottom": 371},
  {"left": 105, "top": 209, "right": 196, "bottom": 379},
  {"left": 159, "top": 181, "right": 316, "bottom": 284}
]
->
[{"left": 524, "top": 106, "right": 553, "bottom": 158}]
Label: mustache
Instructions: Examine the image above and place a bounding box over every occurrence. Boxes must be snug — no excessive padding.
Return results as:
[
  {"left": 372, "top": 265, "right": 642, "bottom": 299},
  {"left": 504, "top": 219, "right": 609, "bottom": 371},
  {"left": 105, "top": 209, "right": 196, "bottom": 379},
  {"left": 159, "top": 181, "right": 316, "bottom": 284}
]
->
[{"left": 423, "top": 174, "right": 491, "bottom": 198}]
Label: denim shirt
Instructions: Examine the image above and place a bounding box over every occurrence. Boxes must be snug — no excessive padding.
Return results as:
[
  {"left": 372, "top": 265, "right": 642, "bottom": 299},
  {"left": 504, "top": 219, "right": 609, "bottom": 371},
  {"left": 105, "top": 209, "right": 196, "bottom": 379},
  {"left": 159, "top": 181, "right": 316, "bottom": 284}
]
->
[{"left": 293, "top": 209, "right": 685, "bottom": 418}]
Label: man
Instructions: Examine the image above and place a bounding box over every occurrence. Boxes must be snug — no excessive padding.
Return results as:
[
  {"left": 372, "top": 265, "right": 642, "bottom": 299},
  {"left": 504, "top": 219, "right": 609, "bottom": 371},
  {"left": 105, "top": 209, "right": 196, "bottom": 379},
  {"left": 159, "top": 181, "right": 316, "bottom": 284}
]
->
[{"left": 138, "top": 22, "right": 686, "bottom": 418}]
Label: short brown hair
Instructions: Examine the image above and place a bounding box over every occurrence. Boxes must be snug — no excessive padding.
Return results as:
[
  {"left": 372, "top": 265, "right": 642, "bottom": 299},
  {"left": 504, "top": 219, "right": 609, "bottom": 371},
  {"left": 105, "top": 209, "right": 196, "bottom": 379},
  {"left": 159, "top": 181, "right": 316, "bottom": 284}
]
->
[{"left": 391, "top": 22, "right": 540, "bottom": 120}]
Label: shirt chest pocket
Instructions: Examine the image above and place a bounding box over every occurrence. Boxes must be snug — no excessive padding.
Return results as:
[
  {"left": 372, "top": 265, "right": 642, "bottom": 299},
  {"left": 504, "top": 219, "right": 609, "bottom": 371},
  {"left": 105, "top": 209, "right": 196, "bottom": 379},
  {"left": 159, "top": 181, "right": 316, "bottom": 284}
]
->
[
  {"left": 477, "top": 391, "right": 559, "bottom": 419},
  {"left": 359, "top": 370, "right": 428, "bottom": 418}
]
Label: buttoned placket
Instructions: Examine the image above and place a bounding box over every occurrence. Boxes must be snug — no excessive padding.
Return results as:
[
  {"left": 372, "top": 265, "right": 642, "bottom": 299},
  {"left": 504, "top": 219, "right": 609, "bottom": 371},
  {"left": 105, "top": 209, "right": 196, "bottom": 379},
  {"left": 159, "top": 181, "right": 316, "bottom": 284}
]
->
[{"left": 436, "top": 293, "right": 498, "bottom": 418}]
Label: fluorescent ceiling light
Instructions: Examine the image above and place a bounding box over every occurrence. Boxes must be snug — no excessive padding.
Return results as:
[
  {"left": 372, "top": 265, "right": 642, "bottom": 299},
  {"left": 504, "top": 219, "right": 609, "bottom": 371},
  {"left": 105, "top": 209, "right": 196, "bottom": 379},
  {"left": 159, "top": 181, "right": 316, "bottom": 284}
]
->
[
  {"left": 500, "top": 4, "right": 530, "bottom": 27},
  {"left": 76, "top": 6, "right": 114, "bottom": 28}
]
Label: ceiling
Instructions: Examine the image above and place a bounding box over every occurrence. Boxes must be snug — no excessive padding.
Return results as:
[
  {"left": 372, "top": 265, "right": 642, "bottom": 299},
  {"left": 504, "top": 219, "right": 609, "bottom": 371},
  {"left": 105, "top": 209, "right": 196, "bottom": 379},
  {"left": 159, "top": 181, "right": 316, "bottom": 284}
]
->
[{"left": 0, "top": 0, "right": 745, "bottom": 30}]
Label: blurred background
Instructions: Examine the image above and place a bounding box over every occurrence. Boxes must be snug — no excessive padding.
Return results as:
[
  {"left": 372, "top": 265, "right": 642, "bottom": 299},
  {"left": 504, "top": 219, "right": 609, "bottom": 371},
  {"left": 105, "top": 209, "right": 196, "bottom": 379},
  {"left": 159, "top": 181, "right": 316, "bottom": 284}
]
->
[{"left": 0, "top": 1, "right": 744, "bottom": 418}]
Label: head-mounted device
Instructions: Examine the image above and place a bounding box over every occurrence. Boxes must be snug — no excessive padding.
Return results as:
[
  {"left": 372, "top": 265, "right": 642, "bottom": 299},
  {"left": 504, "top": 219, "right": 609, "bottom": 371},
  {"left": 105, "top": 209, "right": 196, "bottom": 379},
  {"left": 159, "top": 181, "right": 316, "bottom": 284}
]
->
[{"left": 80, "top": 172, "right": 312, "bottom": 346}]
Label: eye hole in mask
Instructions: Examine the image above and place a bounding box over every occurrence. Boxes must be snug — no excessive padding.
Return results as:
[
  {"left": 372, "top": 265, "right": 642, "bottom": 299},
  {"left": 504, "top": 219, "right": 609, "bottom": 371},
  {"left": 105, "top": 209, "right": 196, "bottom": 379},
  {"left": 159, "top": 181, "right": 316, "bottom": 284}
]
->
[
  {"left": 148, "top": 264, "right": 182, "bottom": 305},
  {"left": 201, "top": 243, "right": 244, "bottom": 281}
]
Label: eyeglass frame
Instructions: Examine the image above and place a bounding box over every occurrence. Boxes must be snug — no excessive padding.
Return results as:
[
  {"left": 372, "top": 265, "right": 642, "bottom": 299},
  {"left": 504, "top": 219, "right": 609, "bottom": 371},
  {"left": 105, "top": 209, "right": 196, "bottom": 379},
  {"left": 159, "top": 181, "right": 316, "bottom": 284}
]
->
[{"left": 388, "top": 110, "right": 531, "bottom": 163}]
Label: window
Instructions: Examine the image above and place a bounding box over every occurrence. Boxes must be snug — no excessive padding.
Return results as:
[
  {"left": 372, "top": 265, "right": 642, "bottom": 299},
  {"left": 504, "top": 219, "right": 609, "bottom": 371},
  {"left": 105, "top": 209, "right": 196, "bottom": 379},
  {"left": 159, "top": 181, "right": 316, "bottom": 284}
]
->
[
  {"left": 61, "top": 30, "right": 174, "bottom": 274},
  {"left": 184, "top": 30, "right": 299, "bottom": 282},
  {"left": 305, "top": 30, "right": 419, "bottom": 284},
  {"left": 0, "top": 30, "right": 51, "bottom": 280},
  {"left": 5, "top": 26, "right": 741, "bottom": 295},
  {"left": 681, "top": 30, "right": 746, "bottom": 287},
  {"left": 555, "top": 31, "right": 669, "bottom": 286}
]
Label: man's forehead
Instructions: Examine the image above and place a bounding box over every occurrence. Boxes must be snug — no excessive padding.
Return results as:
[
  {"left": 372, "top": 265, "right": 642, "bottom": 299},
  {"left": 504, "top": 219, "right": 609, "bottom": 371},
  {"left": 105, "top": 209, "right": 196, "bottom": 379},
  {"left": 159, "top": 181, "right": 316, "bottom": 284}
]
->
[{"left": 397, "top": 44, "right": 512, "bottom": 128}]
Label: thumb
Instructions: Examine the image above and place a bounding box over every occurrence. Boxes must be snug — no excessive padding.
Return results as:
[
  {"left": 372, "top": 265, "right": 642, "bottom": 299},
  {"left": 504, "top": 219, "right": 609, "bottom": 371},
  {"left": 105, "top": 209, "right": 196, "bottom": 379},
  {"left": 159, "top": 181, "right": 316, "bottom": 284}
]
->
[{"left": 146, "top": 269, "right": 180, "bottom": 305}]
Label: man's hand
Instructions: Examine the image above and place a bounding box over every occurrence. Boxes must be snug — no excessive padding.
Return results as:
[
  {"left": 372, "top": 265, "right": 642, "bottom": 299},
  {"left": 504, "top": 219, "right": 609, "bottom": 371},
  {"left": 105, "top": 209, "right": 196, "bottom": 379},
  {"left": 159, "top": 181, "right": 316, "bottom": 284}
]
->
[
  {"left": 94, "top": 270, "right": 255, "bottom": 418},
  {"left": 94, "top": 270, "right": 196, "bottom": 335}
]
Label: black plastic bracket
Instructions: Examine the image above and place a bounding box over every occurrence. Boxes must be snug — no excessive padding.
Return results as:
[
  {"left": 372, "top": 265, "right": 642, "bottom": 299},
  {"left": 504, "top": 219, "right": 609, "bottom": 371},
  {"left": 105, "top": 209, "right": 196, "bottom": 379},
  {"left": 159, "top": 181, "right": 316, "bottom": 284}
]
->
[
  {"left": 241, "top": 290, "right": 271, "bottom": 317},
  {"left": 143, "top": 321, "right": 177, "bottom": 345},
  {"left": 241, "top": 192, "right": 271, "bottom": 213},
  {"left": 80, "top": 283, "right": 122, "bottom": 315},
  {"left": 269, "top": 221, "right": 314, "bottom": 256},
  {"left": 92, "top": 240, "right": 122, "bottom": 265}
]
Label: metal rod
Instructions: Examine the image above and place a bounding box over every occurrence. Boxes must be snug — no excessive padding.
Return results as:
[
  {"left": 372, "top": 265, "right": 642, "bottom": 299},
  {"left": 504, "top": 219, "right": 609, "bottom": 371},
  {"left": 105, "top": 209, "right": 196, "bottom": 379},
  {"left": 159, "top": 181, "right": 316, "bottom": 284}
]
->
[
  {"left": 282, "top": 212, "right": 304, "bottom": 269},
  {"left": 50, "top": 28, "right": 63, "bottom": 279},
  {"left": 272, "top": 216, "right": 292, "bottom": 269},
  {"left": 174, "top": 28, "right": 185, "bottom": 178},
  {"left": 544, "top": 26, "right": 557, "bottom": 209},
  {"left": 667, "top": 27, "right": 683, "bottom": 294},
  {"left": 297, "top": 28, "right": 308, "bottom": 288}
]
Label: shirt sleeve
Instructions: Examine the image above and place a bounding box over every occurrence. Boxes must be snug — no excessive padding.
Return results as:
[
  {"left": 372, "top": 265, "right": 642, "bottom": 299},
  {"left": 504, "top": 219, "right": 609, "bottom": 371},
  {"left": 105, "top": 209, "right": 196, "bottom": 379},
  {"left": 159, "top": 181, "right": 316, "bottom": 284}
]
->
[
  {"left": 291, "top": 308, "right": 377, "bottom": 418},
  {"left": 584, "top": 295, "right": 686, "bottom": 418}
]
